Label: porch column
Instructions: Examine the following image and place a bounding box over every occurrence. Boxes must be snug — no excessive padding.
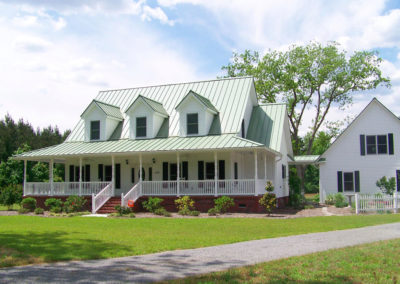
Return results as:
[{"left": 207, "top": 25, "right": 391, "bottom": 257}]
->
[
  {"left": 254, "top": 150, "right": 258, "bottom": 196},
  {"left": 264, "top": 153, "right": 267, "bottom": 181},
  {"left": 23, "top": 160, "right": 27, "bottom": 196},
  {"left": 49, "top": 159, "right": 54, "bottom": 196},
  {"left": 214, "top": 152, "right": 218, "bottom": 196},
  {"left": 79, "top": 157, "right": 82, "bottom": 196},
  {"left": 139, "top": 154, "right": 142, "bottom": 195},
  {"left": 111, "top": 155, "right": 115, "bottom": 196},
  {"left": 177, "top": 152, "right": 180, "bottom": 197}
]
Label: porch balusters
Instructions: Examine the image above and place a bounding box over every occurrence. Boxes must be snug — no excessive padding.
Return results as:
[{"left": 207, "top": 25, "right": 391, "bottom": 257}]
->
[
  {"left": 177, "top": 153, "right": 180, "bottom": 197},
  {"left": 214, "top": 152, "right": 217, "bottom": 197},
  {"left": 112, "top": 155, "right": 115, "bottom": 196}
]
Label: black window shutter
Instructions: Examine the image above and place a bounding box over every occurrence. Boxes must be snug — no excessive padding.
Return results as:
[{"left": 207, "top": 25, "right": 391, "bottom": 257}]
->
[
  {"left": 85, "top": 165, "right": 90, "bottom": 182},
  {"left": 234, "top": 162, "right": 238, "bottom": 180},
  {"left": 198, "top": 161, "right": 204, "bottom": 180},
  {"left": 388, "top": 133, "right": 394, "bottom": 155},
  {"left": 337, "top": 171, "right": 343, "bottom": 192},
  {"left": 149, "top": 167, "right": 153, "bottom": 181},
  {"left": 75, "top": 166, "right": 80, "bottom": 182},
  {"left": 360, "top": 135, "right": 365, "bottom": 156},
  {"left": 396, "top": 170, "right": 400, "bottom": 192},
  {"left": 355, "top": 171, "right": 360, "bottom": 192},
  {"left": 69, "top": 165, "right": 74, "bottom": 182},
  {"left": 182, "top": 161, "right": 188, "bottom": 180},
  {"left": 162, "top": 162, "right": 168, "bottom": 181},
  {"left": 131, "top": 168, "right": 135, "bottom": 183},
  {"left": 98, "top": 164, "right": 104, "bottom": 181},
  {"left": 115, "top": 164, "right": 121, "bottom": 189},
  {"left": 218, "top": 160, "right": 225, "bottom": 179},
  {"left": 241, "top": 120, "right": 245, "bottom": 138}
]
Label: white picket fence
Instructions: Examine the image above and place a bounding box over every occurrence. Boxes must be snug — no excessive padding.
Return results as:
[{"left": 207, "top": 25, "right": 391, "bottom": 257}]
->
[{"left": 355, "top": 193, "right": 399, "bottom": 214}]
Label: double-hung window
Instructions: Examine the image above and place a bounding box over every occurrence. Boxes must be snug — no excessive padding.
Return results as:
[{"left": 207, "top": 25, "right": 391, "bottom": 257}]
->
[
  {"left": 361, "top": 134, "right": 392, "bottom": 155},
  {"left": 90, "top": 121, "right": 100, "bottom": 140},
  {"left": 187, "top": 113, "right": 198, "bottom": 135},
  {"left": 136, "top": 117, "right": 147, "bottom": 138},
  {"left": 343, "top": 172, "right": 354, "bottom": 192},
  {"left": 366, "top": 135, "right": 377, "bottom": 154},
  {"left": 377, "top": 135, "right": 388, "bottom": 154}
]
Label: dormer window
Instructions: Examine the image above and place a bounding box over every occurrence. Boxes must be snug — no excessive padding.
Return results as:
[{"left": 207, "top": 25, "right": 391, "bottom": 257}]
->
[
  {"left": 90, "top": 121, "right": 100, "bottom": 140},
  {"left": 136, "top": 117, "right": 147, "bottom": 138},
  {"left": 187, "top": 113, "right": 198, "bottom": 135}
]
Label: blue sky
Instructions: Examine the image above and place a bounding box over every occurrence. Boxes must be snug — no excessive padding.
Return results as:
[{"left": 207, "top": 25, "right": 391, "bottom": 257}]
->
[{"left": 1, "top": 0, "right": 400, "bottom": 135}]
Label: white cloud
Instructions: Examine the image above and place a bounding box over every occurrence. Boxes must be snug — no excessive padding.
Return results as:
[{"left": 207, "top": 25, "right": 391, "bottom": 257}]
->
[
  {"left": 141, "top": 5, "right": 174, "bottom": 25},
  {"left": 14, "top": 35, "right": 52, "bottom": 52},
  {"left": 12, "top": 15, "right": 38, "bottom": 27}
]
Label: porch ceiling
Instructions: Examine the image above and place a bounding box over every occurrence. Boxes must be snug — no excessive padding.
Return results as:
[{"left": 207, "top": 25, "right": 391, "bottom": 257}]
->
[{"left": 14, "top": 134, "right": 277, "bottom": 160}]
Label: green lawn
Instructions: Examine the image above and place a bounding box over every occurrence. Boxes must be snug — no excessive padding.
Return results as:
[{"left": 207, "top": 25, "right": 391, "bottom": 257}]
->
[
  {"left": 0, "top": 204, "right": 20, "bottom": 211},
  {"left": 0, "top": 214, "right": 399, "bottom": 267},
  {"left": 168, "top": 239, "right": 400, "bottom": 283}
]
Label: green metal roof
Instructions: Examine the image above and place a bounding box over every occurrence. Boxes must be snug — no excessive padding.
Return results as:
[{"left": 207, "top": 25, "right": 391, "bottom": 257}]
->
[
  {"left": 81, "top": 100, "right": 123, "bottom": 121},
  {"left": 289, "top": 155, "right": 320, "bottom": 165},
  {"left": 127, "top": 95, "right": 169, "bottom": 117},
  {"left": 67, "top": 77, "right": 253, "bottom": 141},
  {"left": 176, "top": 90, "right": 219, "bottom": 114},
  {"left": 246, "top": 104, "right": 287, "bottom": 152},
  {"left": 15, "top": 134, "right": 265, "bottom": 159}
]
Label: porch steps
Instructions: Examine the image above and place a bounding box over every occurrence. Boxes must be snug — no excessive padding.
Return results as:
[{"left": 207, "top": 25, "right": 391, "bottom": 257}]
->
[{"left": 96, "top": 197, "right": 121, "bottom": 214}]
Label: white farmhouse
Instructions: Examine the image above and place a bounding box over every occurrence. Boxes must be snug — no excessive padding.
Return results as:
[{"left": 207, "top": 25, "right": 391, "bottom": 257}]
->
[
  {"left": 15, "top": 77, "right": 293, "bottom": 213},
  {"left": 319, "top": 98, "right": 400, "bottom": 202}
]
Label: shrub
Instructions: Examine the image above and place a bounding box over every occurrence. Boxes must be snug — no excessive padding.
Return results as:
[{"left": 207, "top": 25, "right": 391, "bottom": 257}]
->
[
  {"left": 190, "top": 210, "right": 200, "bottom": 216},
  {"left": 333, "top": 193, "right": 348, "bottom": 208},
  {"left": 208, "top": 207, "right": 219, "bottom": 216},
  {"left": 114, "top": 205, "right": 132, "bottom": 216},
  {"left": 175, "top": 196, "right": 195, "bottom": 211},
  {"left": 21, "top": 197, "right": 36, "bottom": 211},
  {"left": 34, "top": 207, "right": 44, "bottom": 215},
  {"left": 128, "top": 213, "right": 136, "bottom": 218},
  {"left": 214, "top": 196, "right": 234, "bottom": 214},
  {"left": 45, "top": 198, "right": 63, "bottom": 211},
  {"left": 0, "top": 184, "right": 23, "bottom": 210},
  {"left": 18, "top": 207, "right": 30, "bottom": 214},
  {"left": 259, "top": 181, "right": 276, "bottom": 215},
  {"left": 142, "top": 197, "right": 164, "bottom": 213},
  {"left": 178, "top": 208, "right": 191, "bottom": 216},
  {"left": 50, "top": 206, "right": 62, "bottom": 213},
  {"left": 312, "top": 194, "right": 320, "bottom": 203},
  {"left": 325, "top": 194, "right": 335, "bottom": 205},
  {"left": 154, "top": 208, "right": 171, "bottom": 217},
  {"left": 63, "top": 195, "right": 86, "bottom": 213},
  {"left": 376, "top": 176, "right": 396, "bottom": 195},
  {"left": 304, "top": 204, "right": 314, "bottom": 209}
]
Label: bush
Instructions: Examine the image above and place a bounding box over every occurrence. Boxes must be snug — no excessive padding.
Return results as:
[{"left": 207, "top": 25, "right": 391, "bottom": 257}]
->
[
  {"left": 333, "top": 193, "right": 348, "bottom": 208},
  {"left": 214, "top": 196, "right": 234, "bottom": 214},
  {"left": 34, "top": 207, "right": 44, "bottom": 215},
  {"left": 142, "top": 197, "right": 164, "bottom": 213},
  {"left": 376, "top": 176, "right": 396, "bottom": 195},
  {"left": 18, "top": 207, "right": 30, "bottom": 214},
  {"left": 63, "top": 195, "right": 86, "bottom": 213},
  {"left": 21, "top": 197, "right": 36, "bottom": 211},
  {"left": 128, "top": 213, "right": 136, "bottom": 218},
  {"left": 190, "top": 210, "right": 200, "bottom": 216},
  {"left": 114, "top": 205, "right": 132, "bottom": 216},
  {"left": 178, "top": 208, "right": 191, "bottom": 216},
  {"left": 175, "top": 196, "right": 195, "bottom": 211},
  {"left": 0, "top": 184, "right": 23, "bottom": 210},
  {"left": 312, "top": 194, "right": 320, "bottom": 203},
  {"left": 304, "top": 204, "right": 314, "bottom": 209},
  {"left": 154, "top": 208, "right": 171, "bottom": 217},
  {"left": 259, "top": 193, "right": 276, "bottom": 215},
  {"left": 50, "top": 206, "right": 62, "bottom": 213},
  {"left": 208, "top": 207, "right": 219, "bottom": 216},
  {"left": 325, "top": 194, "right": 335, "bottom": 205},
  {"left": 45, "top": 198, "right": 63, "bottom": 211}
]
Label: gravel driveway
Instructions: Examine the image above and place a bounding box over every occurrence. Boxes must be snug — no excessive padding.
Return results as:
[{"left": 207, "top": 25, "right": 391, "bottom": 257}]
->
[{"left": 0, "top": 222, "right": 399, "bottom": 283}]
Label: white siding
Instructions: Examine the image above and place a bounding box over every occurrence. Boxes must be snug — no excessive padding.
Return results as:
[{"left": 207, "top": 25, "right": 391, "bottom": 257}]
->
[
  {"left": 83, "top": 105, "right": 120, "bottom": 141},
  {"left": 320, "top": 101, "right": 400, "bottom": 201}
]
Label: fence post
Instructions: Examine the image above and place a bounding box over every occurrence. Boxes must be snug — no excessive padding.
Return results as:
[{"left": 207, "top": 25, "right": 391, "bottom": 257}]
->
[
  {"left": 121, "top": 193, "right": 124, "bottom": 207},
  {"left": 355, "top": 193, "right": 359, "bottom": 215},
  {"left": 394, "top": 192, "right": 398, "bottom": 213},
  {"left": 91, "top": 193, "right": 95, "bottom": 214}
]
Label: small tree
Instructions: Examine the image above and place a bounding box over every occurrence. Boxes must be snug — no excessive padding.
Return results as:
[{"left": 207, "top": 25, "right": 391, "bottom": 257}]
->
[
  {"left": 259, "top": 181, "right": 276, "bottom": 216},
  {"left": 376, "top": 176, "right": 396, "bottom": 195},
  {"left": 0, "top": 184, "right": 23, "bottom": 210}
]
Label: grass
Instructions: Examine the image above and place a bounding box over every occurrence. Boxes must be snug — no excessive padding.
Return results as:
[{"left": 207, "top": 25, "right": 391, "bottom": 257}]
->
[
  {"left": 0, "top": 214, "right": 399, "bottom": 268},
  {"left": 168, "top": 239, "right": 400, "bottom": 283},
  {"left": 0, "top": 204, "right": 20, "bottom": 211}
]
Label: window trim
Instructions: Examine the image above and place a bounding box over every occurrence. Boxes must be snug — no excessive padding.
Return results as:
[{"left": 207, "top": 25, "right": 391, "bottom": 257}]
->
[
  {"left": 186, "top": 113, "right": 199, "bottom": 135},
  {"left": 136, "top": 116, "right": 147, "bottom": 138},
  {"left": 343, "top": 172, "right": 354, "bottom": 192},
  {"left": 364, "top": 134, "right": 389, "bottom": 155},
  {"left": 90, "top": 120, "right": 100, "bottom": 141}
]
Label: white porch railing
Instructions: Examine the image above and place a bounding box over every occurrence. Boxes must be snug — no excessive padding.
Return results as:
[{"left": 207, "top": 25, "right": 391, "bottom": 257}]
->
[
  {"left": 24, "top": 182, "right": 110, "bottom": 196},
  {"left": 355, "top": 193, "right": 399, "bottom": 214},
  {"left": 142, "top": 181, "right": 178, "bottom": 195},
  {"left": 121, "top": 183, "right": 141, "bottom": 207},
  {"left": 92, "top": 183, "right": 113, "bottom": 214},
  {"left": 217, "top": 179, "right": 256, "bottom": 195},
  {"left": 180, "top": 180, "right": 215, "bottom": 195}
]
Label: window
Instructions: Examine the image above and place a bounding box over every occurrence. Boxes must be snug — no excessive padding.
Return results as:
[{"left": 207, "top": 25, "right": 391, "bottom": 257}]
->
[
  {"left": 187, "top": 113, "right": 198, "bottom": 135},
  {"left": 206, "top": 162, "right": 215, "bottom": 179},
  {"left": 343, "top": 172, "right": 354, "bottom": 192},
  {"left": 131, "top": 168, "right": 135, "bottom": 183},
  {"left": 90, "top": 120, "right": 100, "bottom": 140},
  {"left": 149, "top": 167, "right": 152, "bottom": 181},
  {"left": 138, "top": 167, "right": 145, "bottom": 180},
  {"left": 104, "top": 166, "right": 112, "bottom": 182},
  {"left": 170, "top": 163, "right": 177, "bottom": 180},
  {"left": 282, "top": 165, "right": 287, "bottom": 179},
  {"left": 136, "top": 117, "right": 147, "bottom": 137},
  {"left": 198, "top": 161, "right": 204, "bottom": 180},
  {"left": 377, "top": 135, "right": 387, "bottom": 154},
  {"left": 234, "top": 162, "right": 238, "bottom": 180},
  {"left": 366, "top": 135, "right": 376, "bottom": 154}
]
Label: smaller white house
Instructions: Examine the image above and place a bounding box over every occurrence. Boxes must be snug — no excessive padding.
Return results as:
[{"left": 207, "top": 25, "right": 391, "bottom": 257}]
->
[{"left": 319, "top": 98, "right": 400, "bottom": 202}]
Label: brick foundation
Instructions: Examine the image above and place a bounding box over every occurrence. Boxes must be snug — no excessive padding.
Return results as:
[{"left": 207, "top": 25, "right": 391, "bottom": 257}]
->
[{"left": 26, "top": 196, "right": 92, "bottom": 212}]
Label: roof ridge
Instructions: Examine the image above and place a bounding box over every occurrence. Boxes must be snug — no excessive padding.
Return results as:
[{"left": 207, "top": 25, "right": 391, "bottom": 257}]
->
[
  {"left": 93, "top": 99, "right": 121, "bottom": 109},
  {"left": 138, "top": 94, "right": 164, "bottom": 106},
  {"left": 258, "top": 103, "right": 287, "bottom": 106},
  {"left": 98, "top": 76, "right": 254, "bottom": 93}
]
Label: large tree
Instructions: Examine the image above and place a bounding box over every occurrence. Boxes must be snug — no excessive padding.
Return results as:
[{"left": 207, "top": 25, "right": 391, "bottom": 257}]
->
[{"left": 222, "top": 41, "right": 390, "bottom": 194}]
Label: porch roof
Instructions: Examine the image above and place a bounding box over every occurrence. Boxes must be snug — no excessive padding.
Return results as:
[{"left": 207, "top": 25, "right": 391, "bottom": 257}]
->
[{"left": 14, "top": 134, "right": 273, "bottom": 160}]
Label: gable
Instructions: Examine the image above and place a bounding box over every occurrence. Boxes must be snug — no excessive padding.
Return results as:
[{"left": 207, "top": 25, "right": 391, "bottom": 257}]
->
[
  {"left": 81, "top": 100, "right": 123, "bottom": 121},
  {"left": 321, "top": 98, "right": 400, "bottom": 158},
  {"left": 66, "top": 77, "right": 254, "bottom": 142},
  {"left": 126, "top": 95, "right": 168, "bottom": 117}
]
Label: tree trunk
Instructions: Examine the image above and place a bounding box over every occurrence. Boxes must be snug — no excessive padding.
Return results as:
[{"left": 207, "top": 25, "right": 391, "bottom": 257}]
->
[{"left": 296, "top": 164, "right": 306, "bottom": 196}]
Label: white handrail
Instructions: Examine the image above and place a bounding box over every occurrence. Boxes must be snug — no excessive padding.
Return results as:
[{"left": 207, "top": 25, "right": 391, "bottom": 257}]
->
[
  {"left": 25, "top": 182, "right": 110, "bottom": 196},
  {"left": 92, "top": 183, "right": 112, "bottom": 214},
  {"left": 122, "top": 182, "right": 141, "bottom": 207}
]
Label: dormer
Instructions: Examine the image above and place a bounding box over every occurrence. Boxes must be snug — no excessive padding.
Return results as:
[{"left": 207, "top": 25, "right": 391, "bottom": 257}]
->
[
  {"left": 126, "top": 95, "right": 169, "bottom": 139},
  {"left": 81, "top": 100, "right": 123, "bottom": 142},
  {"left": 175, "top": 90, "right": 218, "bottom": 137}
]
